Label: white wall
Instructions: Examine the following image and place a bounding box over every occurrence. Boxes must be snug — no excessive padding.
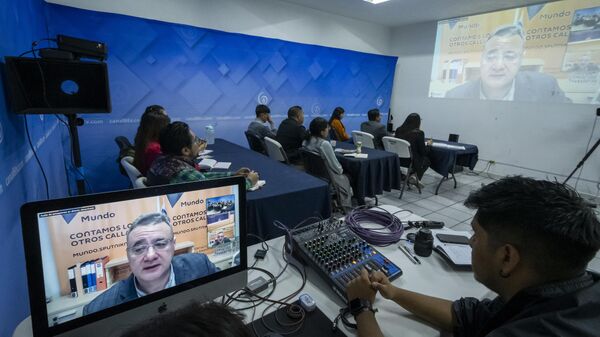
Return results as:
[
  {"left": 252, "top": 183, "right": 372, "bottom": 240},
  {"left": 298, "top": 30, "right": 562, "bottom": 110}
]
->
[
  {"left": 389, "top": 21, "right": 600, "bottom": 196},
  {"left": 45, "top": 0, "right": 392, "bottom": 55}
]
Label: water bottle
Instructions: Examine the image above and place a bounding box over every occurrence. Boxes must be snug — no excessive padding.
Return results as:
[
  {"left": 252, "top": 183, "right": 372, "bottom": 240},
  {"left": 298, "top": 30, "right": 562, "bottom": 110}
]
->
[{"left": 205, "top": 125, "right": 215, "bottom": 145}]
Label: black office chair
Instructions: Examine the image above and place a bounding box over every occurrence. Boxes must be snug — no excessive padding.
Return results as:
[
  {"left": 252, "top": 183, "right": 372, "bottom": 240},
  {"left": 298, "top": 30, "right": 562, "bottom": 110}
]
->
[
  {"left": 244, "top": 131, "right": 266, "bottom": 155},
  {"left": 300, "top": 148, "right": 346, "bottom": 214},
  {"left": 114, "top": 136, "right": 135, "bottom": 179}
]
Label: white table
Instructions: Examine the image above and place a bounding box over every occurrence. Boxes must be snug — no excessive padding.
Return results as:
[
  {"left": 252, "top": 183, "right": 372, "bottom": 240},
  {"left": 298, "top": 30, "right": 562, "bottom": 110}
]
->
[
  {"left": 15, "top": 205, "right": 493, "bottom": 337},
  {"left": 234, "top": 205, "right": 493, "bottom": 336}
]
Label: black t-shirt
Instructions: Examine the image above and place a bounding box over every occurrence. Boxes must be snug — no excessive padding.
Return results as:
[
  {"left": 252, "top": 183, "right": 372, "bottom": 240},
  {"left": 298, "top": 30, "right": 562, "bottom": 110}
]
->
[{"left": 276, "top": 118, "right": 306, "bottom": 154}]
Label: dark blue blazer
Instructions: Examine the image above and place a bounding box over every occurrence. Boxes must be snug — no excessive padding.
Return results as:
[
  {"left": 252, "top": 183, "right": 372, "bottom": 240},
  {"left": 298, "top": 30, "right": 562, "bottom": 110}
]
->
[
  {"left": 83, "top": 253, "right": 219, "bottom": 315},
  {"left": 445, "top": 71, "right": 571, "bottom": 103}
]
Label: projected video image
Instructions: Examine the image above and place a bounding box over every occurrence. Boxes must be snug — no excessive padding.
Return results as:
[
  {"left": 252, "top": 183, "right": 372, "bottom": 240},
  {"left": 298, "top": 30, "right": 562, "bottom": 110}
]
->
[
  {"left": 429, "top": 0, "right": 600, "bottom": 104},
  {"left": 37, "top": 186, "right": 240, "bottom": 327},
  {"left": 206, "top": 194, "right": 235, "bottom": 225}
]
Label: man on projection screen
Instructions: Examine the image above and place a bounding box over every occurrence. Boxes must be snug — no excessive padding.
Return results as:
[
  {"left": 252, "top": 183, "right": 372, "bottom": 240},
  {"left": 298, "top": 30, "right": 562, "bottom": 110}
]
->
[{"left": 445, "top": 25, "right": 571, "bottom": 103}]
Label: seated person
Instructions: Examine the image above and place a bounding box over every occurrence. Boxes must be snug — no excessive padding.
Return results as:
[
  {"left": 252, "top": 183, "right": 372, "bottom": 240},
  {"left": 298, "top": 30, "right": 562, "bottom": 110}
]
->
[
  {"left": 133, "top": 105, "right": 171, "bottom": 175},
  {"left": 346, "top": 177, "right": 600, "bottom": 337},
  {"left": 395, "top": 113, "right": 431, "bottom": 186},
  {"left": 247, "top": 104, "right": 276, "bottom": 139},
  {"left": 276, "top": 105, "right": 306, "bottom": 164},
  {"left": 147, "top": 121, "right": 258, "bottom": 189},
  {"left": 121, "top": 301, "right": 252, "bottom": 337},
  {"left": 83, "top": 213, "right": 219, "bottom": 315},
  {"left": 329, "top": 106, "right": 350, "bottom": 141},
  {"left": 214, "top": 231, "right": 231, "bottom": 245},
  {"left": 303, "top": 117, "right": 353, "bottom": 210},
  {"left": 360, "top": 108, "right": 387, "bottom": 150}
]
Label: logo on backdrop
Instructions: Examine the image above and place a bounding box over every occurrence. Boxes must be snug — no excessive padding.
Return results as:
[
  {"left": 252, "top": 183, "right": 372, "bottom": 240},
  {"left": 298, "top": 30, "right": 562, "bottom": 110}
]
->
[
  {"left": 0, "top": 121, "right": 4, "bottom": 145},
  {"left": 311, "top": 103, "right": 321, "bottom": 115},
  {"left": 376, "top": 96, "right": 384, "bottom": 107},
  {"left": 257, "top": 92, "right": 270, "bottom": 105}
]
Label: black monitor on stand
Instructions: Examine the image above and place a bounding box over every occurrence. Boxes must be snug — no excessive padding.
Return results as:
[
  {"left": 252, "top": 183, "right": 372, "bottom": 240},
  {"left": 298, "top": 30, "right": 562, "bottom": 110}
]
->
[{"left": 2, "top": 36, "right": 111, "bottom": 195}]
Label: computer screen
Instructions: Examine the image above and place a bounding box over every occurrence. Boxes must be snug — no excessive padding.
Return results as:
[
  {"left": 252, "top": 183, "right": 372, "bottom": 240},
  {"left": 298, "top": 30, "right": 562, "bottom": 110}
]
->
[{"left": 21, "top": 177, "right": 247, "bottom": 337}]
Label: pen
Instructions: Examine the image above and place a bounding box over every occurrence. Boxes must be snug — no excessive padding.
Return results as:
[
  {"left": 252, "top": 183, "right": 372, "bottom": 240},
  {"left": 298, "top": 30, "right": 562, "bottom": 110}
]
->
[{"left": 398, "top": 243, "right": 421, "bottom": 265}]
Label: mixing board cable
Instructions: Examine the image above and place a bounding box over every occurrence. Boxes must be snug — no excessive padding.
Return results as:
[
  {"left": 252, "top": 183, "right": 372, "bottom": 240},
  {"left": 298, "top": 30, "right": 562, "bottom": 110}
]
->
[
  {"left": 345, "top": 206, "right": 405, "bottom": 246},
  {"left": 223, "top": 218, "right": 314, "bottom": 336}
]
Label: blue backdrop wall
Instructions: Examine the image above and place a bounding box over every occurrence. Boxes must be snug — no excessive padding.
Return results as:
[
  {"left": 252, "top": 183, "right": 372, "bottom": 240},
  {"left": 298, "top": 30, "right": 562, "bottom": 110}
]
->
[
  {"left": 0, "top": 0, "right": 71, "bottom": 336},
  {"left": 44, "top": 4, "right": 397, "bottom": 193}
]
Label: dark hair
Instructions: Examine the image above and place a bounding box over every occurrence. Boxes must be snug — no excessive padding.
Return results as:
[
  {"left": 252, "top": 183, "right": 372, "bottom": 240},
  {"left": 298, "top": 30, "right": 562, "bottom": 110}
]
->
[
  {"left": 288, "top": 105, "right": 303, "bottom": 119},
  {"left": 133, "top": 105, "right": 170, "bottom": 170},
  {"left": 255, "top": 104, "right": 270, "bottom": 117},
  {"left": 395, "top": 113, "right": 421, "bottom": 138},
  {"left": 307, "top": 117, "right": 329, "bottom": 141},
  {"left": 121, "top": 302, "right": 252, "bottom": 337},
  {"left": 328, "top": 107, "right": 345, "bottom": 124},
  {"left": 159, "top": 121, "right": 193, "bottom": 156},
  {"left": 464, "top": 176, "right": 600, "bottom": 278},
  {"left": 367, "top": 108, "right": 380, "bottom": 122},
  {"left": 126, "top": 212, "right": 172, "bottom": 243}
]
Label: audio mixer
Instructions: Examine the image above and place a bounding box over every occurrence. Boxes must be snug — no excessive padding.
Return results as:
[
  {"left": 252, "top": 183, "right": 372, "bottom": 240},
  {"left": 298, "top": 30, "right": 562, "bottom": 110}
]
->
[{"left": 289, "top": 218, "right": 402, "bottom": 301}]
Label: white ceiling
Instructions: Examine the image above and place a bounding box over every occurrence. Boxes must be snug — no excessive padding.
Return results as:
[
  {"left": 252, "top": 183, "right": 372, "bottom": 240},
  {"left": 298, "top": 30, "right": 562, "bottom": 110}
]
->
[{"left": 277, "top": 0, "right": 556, "bottom": 27}]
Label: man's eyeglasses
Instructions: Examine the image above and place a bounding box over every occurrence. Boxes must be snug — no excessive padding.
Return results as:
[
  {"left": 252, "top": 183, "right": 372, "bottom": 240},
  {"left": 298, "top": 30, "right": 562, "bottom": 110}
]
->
[{"left": 128, "top": 238, "right": 173, "bottom": 256}]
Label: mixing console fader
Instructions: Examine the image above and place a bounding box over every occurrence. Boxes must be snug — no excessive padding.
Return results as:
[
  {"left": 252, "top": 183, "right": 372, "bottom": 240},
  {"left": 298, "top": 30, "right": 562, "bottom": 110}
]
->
[{"left": 289, "top": 218, "right": 402, "bottom": 301}]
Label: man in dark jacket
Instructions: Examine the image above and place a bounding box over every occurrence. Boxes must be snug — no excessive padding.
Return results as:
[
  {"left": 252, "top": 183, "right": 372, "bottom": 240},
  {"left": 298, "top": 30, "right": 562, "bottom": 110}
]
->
[
  {"left": 346, "top": 177, "right": 600, "bottom": 337},
  {"left": 83, "top": 213, "right": 219, "bottom": 315},
  {"left": 276, "top": 105, "right": 306, "bottom": 164},
  {"left": 360, "top": 108, "right": 387, "bottom": 150}
]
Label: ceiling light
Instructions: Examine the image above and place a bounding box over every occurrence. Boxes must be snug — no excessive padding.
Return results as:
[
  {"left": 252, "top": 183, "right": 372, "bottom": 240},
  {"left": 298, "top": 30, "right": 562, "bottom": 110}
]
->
[{"left": 363, "top": 0, "right": 390, "bottom": 4}]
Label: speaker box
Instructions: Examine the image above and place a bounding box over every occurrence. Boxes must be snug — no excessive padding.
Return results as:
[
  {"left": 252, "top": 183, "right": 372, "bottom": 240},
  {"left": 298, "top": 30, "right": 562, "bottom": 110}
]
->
[{"left": 2, "top": 56, "right": 111, "bottom": 114}]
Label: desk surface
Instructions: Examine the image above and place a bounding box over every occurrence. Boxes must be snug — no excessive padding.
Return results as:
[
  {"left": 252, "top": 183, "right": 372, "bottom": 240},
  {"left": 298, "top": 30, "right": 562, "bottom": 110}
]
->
[
  {"left": 207, "top": 139, "right": 331, "bottom": 239},
  {"left": 237, "top": 205, "right": 492, "bottom": 337},
  {"left": 334, "top": 142, "right": 401, "bottom": 202},
  {"left": 14, "top": 205, "right": 492, "bottom": 337}
]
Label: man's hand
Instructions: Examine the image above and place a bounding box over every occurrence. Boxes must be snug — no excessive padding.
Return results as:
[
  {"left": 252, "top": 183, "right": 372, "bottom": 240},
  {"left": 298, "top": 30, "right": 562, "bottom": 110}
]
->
[
  {"left": 370, "top": 271, "right": 396, "bottom": 300},
  {"left": 267, "top": 114, "right": 274, "bottom": 125},
  {"left": 346, "top": 269, "right": 376, "bottom": 303}
]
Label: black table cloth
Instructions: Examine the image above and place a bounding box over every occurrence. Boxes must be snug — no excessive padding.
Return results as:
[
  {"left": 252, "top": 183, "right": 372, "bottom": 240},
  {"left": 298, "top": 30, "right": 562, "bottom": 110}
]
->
[
  {"left": 428, "top": 140, "right": 479, "bottom": 194},
  {"left": 334, "top": 141, "right": 401, "bottom": 203},
  {"left": 207, "top": 139, "right": 331, "bottom": 240}
]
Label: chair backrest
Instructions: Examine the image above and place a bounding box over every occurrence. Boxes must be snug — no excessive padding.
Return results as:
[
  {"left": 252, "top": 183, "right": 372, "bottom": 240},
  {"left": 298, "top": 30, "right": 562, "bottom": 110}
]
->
[
  {"left": 134, "top": 176, "right": 148, "bottom": 189},
  {"left": 382, "top": 136, "right": 411, "bottom": 159},
  {"left": 244, "top": 130, "right": 266, "bottom": 154},
  {"left": 114, "top": 136, "right": 133, "bottom": 152},
  {"left": 299, "top": 148, "right": 330, "bottom": 182},
  {"left": 264, "top": 137, "right": 289, "bottom": 163},
  {"left": 351, "top": 130, "right": 375, "bottom": 149},
  {"left": 120, "top": 156, "right": 142, "bottom": 186}
]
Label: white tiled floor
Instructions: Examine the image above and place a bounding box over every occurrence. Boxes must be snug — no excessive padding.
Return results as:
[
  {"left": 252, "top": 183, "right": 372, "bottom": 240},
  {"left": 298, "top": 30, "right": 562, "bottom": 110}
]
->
[{"left": 373, "top": 171, "right": 600, "bottom": 273}]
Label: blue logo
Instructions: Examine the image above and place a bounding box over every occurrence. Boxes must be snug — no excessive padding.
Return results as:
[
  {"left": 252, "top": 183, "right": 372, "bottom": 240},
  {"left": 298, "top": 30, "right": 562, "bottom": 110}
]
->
[{"left": 61, "top": 80, "right": 79, "bottom": 95}]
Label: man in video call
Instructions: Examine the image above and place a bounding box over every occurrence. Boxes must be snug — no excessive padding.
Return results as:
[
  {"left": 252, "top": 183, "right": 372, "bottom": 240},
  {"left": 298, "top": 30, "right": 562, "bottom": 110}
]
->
[
  {"left": 83, "top": 212, "right": 219, "bottom": 315},
  {"left": 346, "top": 176, "right": 600, "bottom": 337},
  {"left": 445, "top": 25, "right": 571, "bottom": 102}
]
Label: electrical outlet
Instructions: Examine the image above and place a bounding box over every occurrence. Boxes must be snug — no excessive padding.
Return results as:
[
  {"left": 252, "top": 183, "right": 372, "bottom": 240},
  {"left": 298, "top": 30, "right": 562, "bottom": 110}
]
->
[{"left": 489, "top": 160, "right": 496, "bottom": 165}]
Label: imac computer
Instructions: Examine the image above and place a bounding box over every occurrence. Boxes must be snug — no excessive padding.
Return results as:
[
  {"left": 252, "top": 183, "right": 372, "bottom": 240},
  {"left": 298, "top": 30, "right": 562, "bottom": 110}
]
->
[{"left": 20, "top": 177, "right": 247, "bottom": 336}]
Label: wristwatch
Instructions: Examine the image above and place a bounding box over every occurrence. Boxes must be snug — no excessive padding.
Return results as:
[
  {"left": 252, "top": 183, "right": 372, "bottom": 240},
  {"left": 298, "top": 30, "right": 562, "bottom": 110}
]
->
[{"left": 349, "top": 298, "right": 376, "bottom": 317}]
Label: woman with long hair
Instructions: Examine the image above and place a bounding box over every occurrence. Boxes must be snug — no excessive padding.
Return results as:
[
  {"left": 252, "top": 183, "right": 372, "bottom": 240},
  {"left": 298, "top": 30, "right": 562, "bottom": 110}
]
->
[
  {"left": 304, "top": 117, "right": 353, "bottom": 209},
  {"left": 394, "top": 113, "right": 431, "bottom": 184},
  {"left": 133, "top": 105, "right": 171, "bottom": 175},
  {"left": 328, "top": 107, "right": 350, "bottom": 141}
]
